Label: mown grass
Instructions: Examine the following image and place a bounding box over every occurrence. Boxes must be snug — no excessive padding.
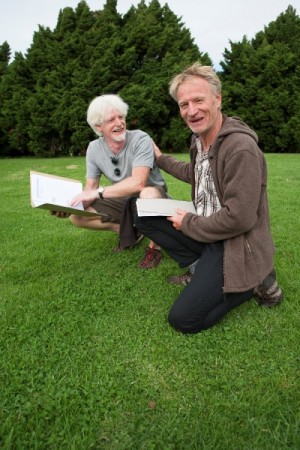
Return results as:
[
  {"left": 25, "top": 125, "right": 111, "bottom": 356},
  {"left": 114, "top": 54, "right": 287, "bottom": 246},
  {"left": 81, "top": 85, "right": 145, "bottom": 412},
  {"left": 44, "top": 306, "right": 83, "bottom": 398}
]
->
[{"left": 0, "top": 154, "right": 299, "bottom": 450}]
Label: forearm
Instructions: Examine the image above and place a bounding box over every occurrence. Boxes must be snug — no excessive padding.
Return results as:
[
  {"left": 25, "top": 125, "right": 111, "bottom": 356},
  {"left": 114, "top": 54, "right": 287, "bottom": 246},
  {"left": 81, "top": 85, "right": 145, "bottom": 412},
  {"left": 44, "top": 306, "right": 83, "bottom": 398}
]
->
[
  {"left": 181, "top": 209, "right": 256, "bottom": 243},
  {"left": 81, "top": 175, "right": 147, "bottom": 203},
  {"left": 158, "top": 154, "right": 193, "bottom": 184},
  {"left": 181, "top": 152, "right": 263, "bottom": 242},
  {"left": 100, "top": 176, "right": 146, "bottom": 198},
  {"left": 71, "top": 166, "right": 150, "bottom": 206}
]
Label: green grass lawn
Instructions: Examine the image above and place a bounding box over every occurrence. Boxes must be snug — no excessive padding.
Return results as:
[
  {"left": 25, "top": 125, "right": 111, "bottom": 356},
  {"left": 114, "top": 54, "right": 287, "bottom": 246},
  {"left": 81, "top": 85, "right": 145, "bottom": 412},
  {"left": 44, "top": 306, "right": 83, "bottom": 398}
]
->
[{"left": 0, "top": 155, "right": 299, "bottom": 449}]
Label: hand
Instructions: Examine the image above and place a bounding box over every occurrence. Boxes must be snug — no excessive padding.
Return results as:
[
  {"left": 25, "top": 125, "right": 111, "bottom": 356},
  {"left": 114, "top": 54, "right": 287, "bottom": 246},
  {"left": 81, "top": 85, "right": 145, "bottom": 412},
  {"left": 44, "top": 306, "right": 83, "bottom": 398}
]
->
[
  {"left": 167, "top": 208, "right": 189, "bottom": 231},
  {"left": 69, "top": 190, "right": 98, "bottom": 207},
  {"left": 152, "top": 141, "right": 162, "bottom": 160},
  {"left": 49, "top": 210, "right": 70, "bottom": 218}
]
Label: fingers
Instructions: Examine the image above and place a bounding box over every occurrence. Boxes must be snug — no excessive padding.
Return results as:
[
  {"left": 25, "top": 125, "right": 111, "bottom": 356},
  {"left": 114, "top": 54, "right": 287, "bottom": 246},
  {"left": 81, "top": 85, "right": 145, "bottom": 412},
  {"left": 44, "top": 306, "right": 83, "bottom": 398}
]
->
[
  {"left": 167, "top": 215, "right": 178, "bottom": 229},
  {"left": 69, "top": 194, "right": 80, "bottom": 207},
  {"left": 49, "top": 210, "right": 70, "bottom": 218},
  {"left": 167, "top": 214, "right": 183, "bottom": 231},
  {"left": 57, "top": 212, "right": 70, "bottom": 218},
  {"left": 152, "top": 140, "right": 162, "bottom": 159}
]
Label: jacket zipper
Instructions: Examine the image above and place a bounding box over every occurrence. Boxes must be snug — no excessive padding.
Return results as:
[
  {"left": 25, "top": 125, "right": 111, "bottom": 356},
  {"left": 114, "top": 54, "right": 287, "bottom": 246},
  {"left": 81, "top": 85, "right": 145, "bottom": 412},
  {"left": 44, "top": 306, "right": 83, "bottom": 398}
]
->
[
  {"left": 245, "top": 238, "right": 252, "bottom": 254},
  {"left": 222, "top": 242, "right": 226, "bottom": 296}
]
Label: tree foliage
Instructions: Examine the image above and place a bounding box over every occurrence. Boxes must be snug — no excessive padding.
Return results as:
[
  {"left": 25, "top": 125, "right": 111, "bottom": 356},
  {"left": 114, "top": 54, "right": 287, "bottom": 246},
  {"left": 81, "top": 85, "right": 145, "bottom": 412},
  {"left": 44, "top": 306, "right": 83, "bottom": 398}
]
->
[
  {"left": 0, "top": 2, "right": 299, "bottom": 156},
  {"left": 220, "top": 5, "right": 300, "bottom": 152},
  {"left": 0, "top": 0, "right": 205, "bottom": 157}
]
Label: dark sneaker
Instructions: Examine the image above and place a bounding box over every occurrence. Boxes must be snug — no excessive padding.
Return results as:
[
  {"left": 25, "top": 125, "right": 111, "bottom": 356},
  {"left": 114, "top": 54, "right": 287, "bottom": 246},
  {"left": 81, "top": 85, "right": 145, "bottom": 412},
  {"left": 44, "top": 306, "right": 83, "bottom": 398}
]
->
[
  {"left": 254, "top": 269, "right": 284, "bottom": 307},
  {"left": 167, "top": 271, "right": 192, "bottom": 285},
  {"left": 139, "top": 247, "right": 162, "bottom": 269}
]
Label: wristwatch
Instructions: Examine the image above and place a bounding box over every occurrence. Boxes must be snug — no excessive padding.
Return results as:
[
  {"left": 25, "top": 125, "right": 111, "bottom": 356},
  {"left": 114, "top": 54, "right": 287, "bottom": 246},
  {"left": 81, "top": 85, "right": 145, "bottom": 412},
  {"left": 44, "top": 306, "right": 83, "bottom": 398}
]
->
[{"left": 98, "top": 186, "right": 105, "bottom": 199}]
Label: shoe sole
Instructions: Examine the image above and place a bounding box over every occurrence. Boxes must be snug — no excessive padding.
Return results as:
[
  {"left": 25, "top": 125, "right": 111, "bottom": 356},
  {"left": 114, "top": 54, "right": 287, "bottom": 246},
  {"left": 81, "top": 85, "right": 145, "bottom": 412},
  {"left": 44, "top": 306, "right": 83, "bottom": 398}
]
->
[{"left": 256, "top": 293, "right": 284, "bottom": 307}]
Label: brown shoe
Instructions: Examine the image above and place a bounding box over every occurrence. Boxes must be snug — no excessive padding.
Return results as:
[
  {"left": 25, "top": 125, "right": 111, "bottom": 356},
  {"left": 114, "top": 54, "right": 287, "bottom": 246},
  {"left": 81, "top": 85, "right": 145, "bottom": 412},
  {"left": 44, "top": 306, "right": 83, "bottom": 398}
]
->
[
  {"left": 254, "top": 269, "right": 284, "bottom": 307},
  {"left": 167, "top": 271, "right": 192, "bottom": 285},
  {"left": 113, "top": 240, "right": 123, "bottom": 253},
  {"left": 139, "top": 247, "right": 162, "bottom": 269}
]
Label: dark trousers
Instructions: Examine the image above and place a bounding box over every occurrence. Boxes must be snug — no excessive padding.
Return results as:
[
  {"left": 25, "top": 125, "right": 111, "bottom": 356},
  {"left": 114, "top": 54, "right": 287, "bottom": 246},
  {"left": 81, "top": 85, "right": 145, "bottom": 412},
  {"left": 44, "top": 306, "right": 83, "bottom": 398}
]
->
[{"left": 135, "top": 216, "right": 254, "bottom": 333}]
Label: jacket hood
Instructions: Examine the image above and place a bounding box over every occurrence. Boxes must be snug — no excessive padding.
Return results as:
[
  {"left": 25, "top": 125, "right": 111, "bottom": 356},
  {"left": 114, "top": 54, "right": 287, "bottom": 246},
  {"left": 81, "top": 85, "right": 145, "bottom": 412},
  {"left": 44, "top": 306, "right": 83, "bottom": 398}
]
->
[{"left": 218, "top": 115, "right": 259, "bottom": 144}]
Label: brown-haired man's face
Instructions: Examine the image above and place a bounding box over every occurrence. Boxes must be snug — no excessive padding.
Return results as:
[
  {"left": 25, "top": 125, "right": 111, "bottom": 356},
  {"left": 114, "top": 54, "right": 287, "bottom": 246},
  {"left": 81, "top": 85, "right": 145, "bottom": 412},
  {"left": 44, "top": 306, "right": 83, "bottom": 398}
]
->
[{"left": 177, "top": 78, "right": 221, "bottom": 136}]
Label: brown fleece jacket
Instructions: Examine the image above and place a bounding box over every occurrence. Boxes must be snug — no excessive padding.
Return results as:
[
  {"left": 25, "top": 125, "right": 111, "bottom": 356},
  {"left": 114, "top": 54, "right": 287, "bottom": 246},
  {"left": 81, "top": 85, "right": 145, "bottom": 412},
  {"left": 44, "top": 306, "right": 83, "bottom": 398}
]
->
[{"left": 157, "top": 115, "right": 275, "bottom": 292}]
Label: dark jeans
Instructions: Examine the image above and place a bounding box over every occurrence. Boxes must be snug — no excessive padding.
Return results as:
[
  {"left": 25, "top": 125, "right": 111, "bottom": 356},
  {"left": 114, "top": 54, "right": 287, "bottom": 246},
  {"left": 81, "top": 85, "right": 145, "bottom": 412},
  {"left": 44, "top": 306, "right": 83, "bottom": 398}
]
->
[{"left": 135, "top": 216, "right": 254, "bottom": 333}]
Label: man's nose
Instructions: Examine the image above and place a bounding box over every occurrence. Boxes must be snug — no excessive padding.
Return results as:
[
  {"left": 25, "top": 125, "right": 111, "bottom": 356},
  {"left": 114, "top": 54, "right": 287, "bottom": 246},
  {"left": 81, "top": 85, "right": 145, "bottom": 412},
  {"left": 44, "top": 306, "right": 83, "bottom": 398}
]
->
[
  {"left": 187, "top": 103, "right": 198, "bottom": 115},
  {"left": 115, "top": 117, "right": 123, "bottom": 125}
]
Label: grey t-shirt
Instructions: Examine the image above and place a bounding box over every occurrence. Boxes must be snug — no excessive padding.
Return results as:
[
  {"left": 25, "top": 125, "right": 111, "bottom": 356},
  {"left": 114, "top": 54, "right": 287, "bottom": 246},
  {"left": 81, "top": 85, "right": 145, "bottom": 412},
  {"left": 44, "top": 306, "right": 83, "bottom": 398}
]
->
[{"left": 86, "top": 129, "right": 167, "bottom": 189}]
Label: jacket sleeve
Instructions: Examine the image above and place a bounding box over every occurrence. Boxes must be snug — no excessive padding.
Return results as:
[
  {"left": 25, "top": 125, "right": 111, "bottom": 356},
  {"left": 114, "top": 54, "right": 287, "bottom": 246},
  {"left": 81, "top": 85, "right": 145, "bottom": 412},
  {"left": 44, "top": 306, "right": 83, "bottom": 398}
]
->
[
  {"left": 157, "top": 154, "right": 194, "bottom": 185},
  {"left": 181, "top": 147, "right": 264, "bottom": 242}
]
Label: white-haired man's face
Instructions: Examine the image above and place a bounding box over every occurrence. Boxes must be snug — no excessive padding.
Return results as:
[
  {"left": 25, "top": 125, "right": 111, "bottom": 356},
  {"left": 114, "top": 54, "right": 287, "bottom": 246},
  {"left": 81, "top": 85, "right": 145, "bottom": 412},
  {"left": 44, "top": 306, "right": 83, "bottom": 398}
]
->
[{"left": 96, "top": 109, "right": 127, "bottom": 143}]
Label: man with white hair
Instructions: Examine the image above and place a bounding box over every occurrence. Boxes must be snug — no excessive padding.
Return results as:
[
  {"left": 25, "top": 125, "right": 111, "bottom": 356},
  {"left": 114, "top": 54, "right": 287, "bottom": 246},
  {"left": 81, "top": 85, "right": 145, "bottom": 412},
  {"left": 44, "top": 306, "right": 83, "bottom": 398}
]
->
[{"left": 53, "top": 94, "right": 167, "bottom": 269}]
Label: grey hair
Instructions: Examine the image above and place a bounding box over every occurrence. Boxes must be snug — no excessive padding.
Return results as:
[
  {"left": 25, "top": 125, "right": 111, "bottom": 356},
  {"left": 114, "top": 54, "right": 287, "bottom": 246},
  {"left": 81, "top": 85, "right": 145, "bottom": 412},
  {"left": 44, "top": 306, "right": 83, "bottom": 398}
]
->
[
  {"left": 169, "top": 62, "right": 222, "bottom": 101},
  {"left": 87, "top": 94, "right": 129, "bottom": 136}
]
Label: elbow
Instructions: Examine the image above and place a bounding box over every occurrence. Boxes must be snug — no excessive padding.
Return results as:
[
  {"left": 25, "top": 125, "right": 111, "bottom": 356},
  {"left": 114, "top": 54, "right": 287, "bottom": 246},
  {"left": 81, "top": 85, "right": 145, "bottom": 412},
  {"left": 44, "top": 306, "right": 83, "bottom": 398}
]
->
[
  {"left": 223, "top": 203, "right": 257, "bottom": 234},
  {"left": 135, "top": 179, "right": 148, "bottom": 193},
  {"left": 231, "top": 215, "right": 257, "bottom": 234}
]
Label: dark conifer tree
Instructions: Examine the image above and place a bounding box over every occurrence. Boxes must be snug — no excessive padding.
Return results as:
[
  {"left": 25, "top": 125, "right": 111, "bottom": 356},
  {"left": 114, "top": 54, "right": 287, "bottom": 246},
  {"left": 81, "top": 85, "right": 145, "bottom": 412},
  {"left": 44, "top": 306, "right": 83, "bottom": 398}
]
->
[
  {"left": 117, "top": 0, "right": 208, "bottom": 150},
  {"left": 1, "top": 1, "right": 298, "bottom": 156},
  {"left": 0, "top": 51, "right": 34, "bottom": 156},
  {"left": 221, "top": 5, "right": 300, "bottom": 152},
  {"left": 0, "top": 42, "right": 11, "bottom": 154}
]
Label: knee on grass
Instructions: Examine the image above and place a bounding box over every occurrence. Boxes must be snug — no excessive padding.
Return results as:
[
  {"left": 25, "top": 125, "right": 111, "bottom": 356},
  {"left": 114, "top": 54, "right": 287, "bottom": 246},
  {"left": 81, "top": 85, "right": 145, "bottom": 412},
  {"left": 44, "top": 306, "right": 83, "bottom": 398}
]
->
[
  {"left": 139, "top": 186, "right": 166, "bottom": 199},
  {"left": 168, "top": 307, "right": 207, "bottom": 334},
  {"left": 69, "top": 214, "right": 91, "bottom": 228}
]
